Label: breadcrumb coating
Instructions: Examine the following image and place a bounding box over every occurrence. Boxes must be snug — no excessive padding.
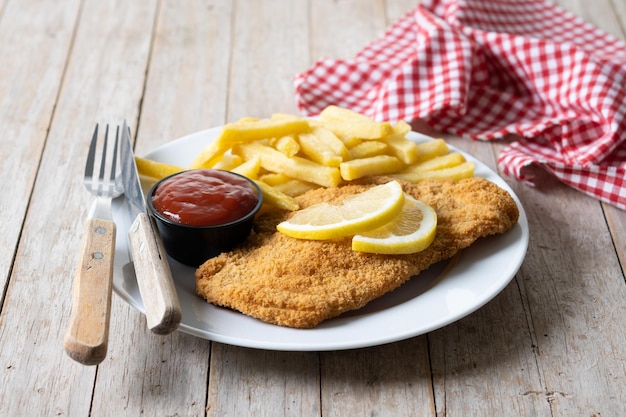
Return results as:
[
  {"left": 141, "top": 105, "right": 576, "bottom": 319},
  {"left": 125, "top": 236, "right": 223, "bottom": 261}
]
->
[{"left": 195, "top": 177, "right": 519, "bottom": 328}]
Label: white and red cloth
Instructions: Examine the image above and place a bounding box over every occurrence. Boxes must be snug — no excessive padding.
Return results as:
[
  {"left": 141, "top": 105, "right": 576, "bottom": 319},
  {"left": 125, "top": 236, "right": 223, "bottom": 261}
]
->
[{"left": 294, "top": 0, "right": 626, "bottom": 210}]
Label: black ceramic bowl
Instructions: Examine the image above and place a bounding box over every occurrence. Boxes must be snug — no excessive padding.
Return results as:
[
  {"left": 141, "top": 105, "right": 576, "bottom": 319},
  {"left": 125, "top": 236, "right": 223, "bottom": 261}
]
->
[{"left": 147, "top": 169, "right": 263, "bottom": 267}]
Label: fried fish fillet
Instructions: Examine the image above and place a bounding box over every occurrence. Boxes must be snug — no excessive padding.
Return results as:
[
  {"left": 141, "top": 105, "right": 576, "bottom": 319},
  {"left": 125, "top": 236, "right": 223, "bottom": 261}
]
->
[{"left": 195, "top": 177, "right": 519, "bottom": 328}]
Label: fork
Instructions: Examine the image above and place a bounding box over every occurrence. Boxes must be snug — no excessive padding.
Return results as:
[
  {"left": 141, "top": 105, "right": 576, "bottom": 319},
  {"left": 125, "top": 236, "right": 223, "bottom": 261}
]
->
[{"left": 64, "top": 124, "right": 123, "bottom": 366}]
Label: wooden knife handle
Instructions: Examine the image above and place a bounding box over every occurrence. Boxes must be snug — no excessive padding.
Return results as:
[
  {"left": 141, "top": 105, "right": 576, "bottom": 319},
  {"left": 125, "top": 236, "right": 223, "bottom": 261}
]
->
[
  {"left": 64, "top": 218, "right": 115, "bottom": 365},
  {"left": 128, "top": 212, "right": 181, "bottom": 335}
]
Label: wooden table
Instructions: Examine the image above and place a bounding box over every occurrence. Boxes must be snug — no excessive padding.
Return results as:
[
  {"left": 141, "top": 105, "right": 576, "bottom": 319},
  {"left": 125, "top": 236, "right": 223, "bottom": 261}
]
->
[{"left": 2, "top": 1, "right": 625, "bottom": 415}]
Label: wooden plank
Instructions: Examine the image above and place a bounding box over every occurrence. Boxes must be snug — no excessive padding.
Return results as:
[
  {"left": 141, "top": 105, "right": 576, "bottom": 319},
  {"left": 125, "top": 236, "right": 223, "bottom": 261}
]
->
[
  {"left": 605, "top": 205, "right": 626, "bottom": 283},
  {"left": 0, "top": 1, "right": 84, "bottom": 415},
  {"left": 554, "top": 0, "right": 625, "bottom": 38},
  {"left": 93, "top": 311, "right": 211, "bottom": 417},
  {"left": 385, "top": 0, "right": 419, "bottom": 24},
  {"left": 92, "top": 2, "right": 233, "bottom": 415},
  {"left": 0, "top": 0, "right": 158, "bottom": 415},
  {"left": 429, "top": 276, "right": 549, "bottom": 416},
  {"left": 135, "top": 0, "right": 233, "bottom": 153},
  {"left": 609, "top": 0, "right": 626, "bottom": 37},
  {"left": 380, "top": 0, "right": 420, "bottom": 24},
  {"left": 207, "top": 345, "right": 320, "bottom": 417},
  {"left": 309, "top": 0, "right": 387, "bottom": 59},
  {"left": 509, "top": 175, "right": 626, "bottom": 416},
  {"left": 226, "top": 0, "right": 309, "bottom": 119},
  {"left": 0, "top": 0, "right": 80, "bottom": 301},
  {"left": 321, "top": 338, "right": 435, "bottom": 417}
]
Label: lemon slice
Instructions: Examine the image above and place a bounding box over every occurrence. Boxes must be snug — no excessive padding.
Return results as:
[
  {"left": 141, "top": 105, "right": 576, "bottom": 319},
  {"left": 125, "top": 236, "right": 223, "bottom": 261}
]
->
[
  {"left": 352, "top": 194, "right": 437, "bottom": 255},
  {"left": 276, "top": 181, "right": 405, "bottom": 240}
]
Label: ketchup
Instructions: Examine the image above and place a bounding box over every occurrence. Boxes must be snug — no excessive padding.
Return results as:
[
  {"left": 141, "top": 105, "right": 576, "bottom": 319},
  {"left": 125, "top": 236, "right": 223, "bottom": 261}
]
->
[{"left": 152, "top": 169, "right": 259, "bottom": 227}]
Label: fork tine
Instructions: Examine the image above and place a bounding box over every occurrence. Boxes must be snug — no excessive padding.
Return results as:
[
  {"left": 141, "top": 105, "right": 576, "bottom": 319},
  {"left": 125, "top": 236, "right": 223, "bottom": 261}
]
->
[
  {"left": 85, "top": 124, "right": 98, "bottom": 181},
  {"left": 84, "top": 123, "right": 124, "bottom": 198},
  {"left": 110, "top": 126, "right": 119, "bottom": 184},
  {"left": 98, "top": 125, "right": 110, "bottom": 195}
]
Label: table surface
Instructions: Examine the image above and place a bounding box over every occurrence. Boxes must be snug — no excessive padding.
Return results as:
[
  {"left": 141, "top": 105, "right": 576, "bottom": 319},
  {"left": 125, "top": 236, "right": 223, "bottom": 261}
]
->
[{"left": 2, "top": 1, "right": 626, "bottom": 416}]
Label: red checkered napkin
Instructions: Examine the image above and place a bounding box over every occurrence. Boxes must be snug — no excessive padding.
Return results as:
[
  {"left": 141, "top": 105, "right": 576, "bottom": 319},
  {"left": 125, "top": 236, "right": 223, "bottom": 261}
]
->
[{"left": 294, "top": 0, "right": 626, "bottom": 210}]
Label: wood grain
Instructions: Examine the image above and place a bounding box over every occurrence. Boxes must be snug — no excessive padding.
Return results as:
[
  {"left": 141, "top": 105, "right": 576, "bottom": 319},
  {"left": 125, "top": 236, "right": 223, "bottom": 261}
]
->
[
  {"left": 321, "top": 338, "right": 435, "bottom": 417},
  {"left": 0, "top": 0, "right": 157, "bottom": 415},
  {"left": 135, "top": 0, "right": 234, "bottom": 152},
  {"left": 127, "top": 212, "right": 181, "bottom": 335},
  {"left": 227, "top": 0, "right": 309, "bottom": 119},
  {"left": 207, "top": 345, "right": 320, "bottom": 417},
  {"left": 64, "top": 218, "right": 116, "bottom": 365},
  {"left": 1, "top": 0, "right": 626, "bottom": 416},
  {"left": 0, "top": 0, "right": 81, "bottom": 300}
]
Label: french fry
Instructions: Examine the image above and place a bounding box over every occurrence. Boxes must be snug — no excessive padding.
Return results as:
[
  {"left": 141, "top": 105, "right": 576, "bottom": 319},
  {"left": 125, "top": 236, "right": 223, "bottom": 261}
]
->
[
  {"left": 235, "top": 117, "right": 261, "bottom": 124},
  {"left": 383, "top": 121, "right": 419, "bottom": 164},
  {"left": 190, "top": 118, "right": 311, "bottom": 168},
  {"left": 329, "top": 131, "right": 362, "bottom": 148},
  {"left": 272, "top": 135, "right": 300, "bottom": 157},
  {"left": 348, "top": 141, "right": 388, "bottom": 159},
  {"left": 298, "top": 132, "right": 343, "bottom": 167},
  {"left": 392, "top": 120, "right": 412, "bottom": 136},
  {"left": 189, "top": 140, "right": 229, "bottom": 169},
  {"left": 259, "top": 172, "right": 292, "bottom": 186},
  {"left": 319, "top": 105, "right": 393, "bottom": 141},
  {"left": 414, "top": 139, "right": 450, "bottom": 162},
  {"left": 230, "top": 156, "right": 261, "bottom": 179},
  {"left": 255, "top": 180, "right": 300, "bottom": 211},
  {"left": 384, "top": 134, "right": 419, "bottom": 164},
  {"left": 212, "top": 153, "right": 243, "bottom": 170},
  {"left": 271, "top": 113, "right": 303, "bottom": 121},
  {"left": 135, "top": 156, "right": 184, "bottom": 180},
  {"left": 233, "top": 142, "right": 342, "bottom": 188},
  {"left": 259, "top": 173, "right": 319, "bottom": 196},
  {"left": 223, "top": 118, "right": 310, "bottom": 141},
  {"left": 273, "top": 179, "right": 320, "bottom": 197},
  {"left": 400, "top": 153, "right": 466, "bottom": 174},
  {"left": 391, "top": 161, "right": 475, "bottom": 182},
  {"left": 310, "top": 126, "right": 350, "bottom": 160},
  {"left": 339, "top": 155, "right": 404, "bottom": 181}
]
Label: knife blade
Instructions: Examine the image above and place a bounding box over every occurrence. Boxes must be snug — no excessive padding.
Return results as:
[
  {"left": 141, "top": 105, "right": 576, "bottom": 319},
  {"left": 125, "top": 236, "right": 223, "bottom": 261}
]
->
[{"left": 120, "top": 121, "right": 182, "bottom": 335}]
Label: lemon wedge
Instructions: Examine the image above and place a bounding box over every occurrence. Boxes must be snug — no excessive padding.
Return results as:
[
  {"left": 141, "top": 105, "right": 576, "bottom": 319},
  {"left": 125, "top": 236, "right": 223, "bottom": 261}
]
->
[
  {"left": 276, "top": 181, "right": 405, "bottom": 240},
  {"left": 352, "top": 194, "right": 437, "bottom": 255}
]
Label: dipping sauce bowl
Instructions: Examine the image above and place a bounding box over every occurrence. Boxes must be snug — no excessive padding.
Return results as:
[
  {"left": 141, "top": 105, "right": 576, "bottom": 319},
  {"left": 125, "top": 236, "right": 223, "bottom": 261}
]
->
[{"left": 147, "top": 169, "right": 263, "bottom": 267}]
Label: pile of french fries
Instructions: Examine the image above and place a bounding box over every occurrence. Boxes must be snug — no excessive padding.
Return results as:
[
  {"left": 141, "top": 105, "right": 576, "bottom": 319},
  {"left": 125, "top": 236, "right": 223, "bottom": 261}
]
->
[{"left": 141, "top": 106, "right": 475, "bottom": 211}]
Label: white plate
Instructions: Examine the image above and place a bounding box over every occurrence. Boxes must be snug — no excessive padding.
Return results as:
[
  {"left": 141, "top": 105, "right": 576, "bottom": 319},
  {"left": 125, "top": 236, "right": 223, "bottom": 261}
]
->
[{"left": 112, "top": 127, "right": 529, "bottom": 351}]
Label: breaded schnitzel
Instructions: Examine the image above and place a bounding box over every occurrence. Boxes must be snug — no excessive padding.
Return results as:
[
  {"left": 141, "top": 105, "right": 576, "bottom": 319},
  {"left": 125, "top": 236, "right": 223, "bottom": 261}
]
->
[{"left": 195, "top": 177, "right": 519, "bottom": 328}]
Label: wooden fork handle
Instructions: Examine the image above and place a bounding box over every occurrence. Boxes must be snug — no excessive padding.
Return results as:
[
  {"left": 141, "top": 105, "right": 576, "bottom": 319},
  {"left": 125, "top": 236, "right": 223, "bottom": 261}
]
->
[{"left": 64, "top": 218, "right": 115, "bottom": 366}]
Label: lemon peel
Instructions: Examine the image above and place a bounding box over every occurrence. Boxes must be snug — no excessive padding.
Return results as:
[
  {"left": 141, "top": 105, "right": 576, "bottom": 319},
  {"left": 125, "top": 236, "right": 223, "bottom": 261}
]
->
[
  {"left": 352, "top": 194, "right": 437, "bottom": 255},
  {"left": 276, "top": 181, "right": 405, "bottom": 240}
]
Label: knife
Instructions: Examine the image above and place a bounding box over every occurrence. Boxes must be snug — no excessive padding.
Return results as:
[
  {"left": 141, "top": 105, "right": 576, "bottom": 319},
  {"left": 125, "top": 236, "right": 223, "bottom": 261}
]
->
[{"left": 120, "top": 122, "right": 182, "bottom": 335}]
